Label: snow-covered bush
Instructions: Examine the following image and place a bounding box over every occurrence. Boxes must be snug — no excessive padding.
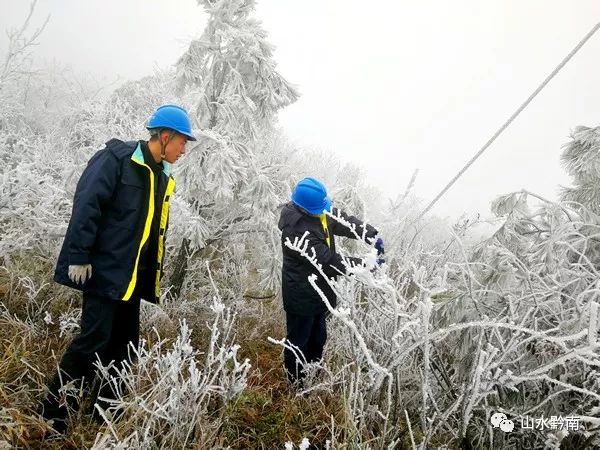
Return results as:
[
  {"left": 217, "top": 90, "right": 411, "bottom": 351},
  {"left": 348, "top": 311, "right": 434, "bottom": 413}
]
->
[{"left": 92, "top": 298, "right": 250, "bottom": 449}]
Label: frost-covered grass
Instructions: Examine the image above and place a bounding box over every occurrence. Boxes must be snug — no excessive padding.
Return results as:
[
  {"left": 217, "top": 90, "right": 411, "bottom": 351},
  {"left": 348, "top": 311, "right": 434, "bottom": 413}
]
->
[{"left": 0, "top": 265, "right": 344, "bottom": 449}]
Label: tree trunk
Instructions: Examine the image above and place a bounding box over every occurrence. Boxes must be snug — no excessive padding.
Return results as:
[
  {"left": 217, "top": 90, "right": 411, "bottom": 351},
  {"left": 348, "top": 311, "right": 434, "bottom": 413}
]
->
[
  {"left": 169, "top": 237, "right": 191, "bottom": 300},
  {"left": 168, "top": 215, "right": 252, "bottom": 299}
]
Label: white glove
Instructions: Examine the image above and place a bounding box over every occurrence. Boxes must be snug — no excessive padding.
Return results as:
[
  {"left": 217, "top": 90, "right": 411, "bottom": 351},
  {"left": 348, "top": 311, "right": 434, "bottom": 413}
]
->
[{"left": 68, "top": 264, "right": 92, "bottom": 284}]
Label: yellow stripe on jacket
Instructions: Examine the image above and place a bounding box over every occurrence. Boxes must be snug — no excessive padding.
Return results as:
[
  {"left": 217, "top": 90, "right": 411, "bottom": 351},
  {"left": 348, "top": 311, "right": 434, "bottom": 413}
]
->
[
  {"left": 154, "top": 177, "right": 176, "bottom": 300},
  {"left": 319, "top": 214, "right": 331, "bottom": 248},
  {"left": 123, "top": 157, "right": 154, "bottom": 301}
]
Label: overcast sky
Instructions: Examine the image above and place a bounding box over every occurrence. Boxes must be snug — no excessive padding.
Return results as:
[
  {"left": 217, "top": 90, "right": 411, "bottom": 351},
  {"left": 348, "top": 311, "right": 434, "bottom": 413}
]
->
[{"left": 2, "top": 1, "right": 599, "bottom": 220}]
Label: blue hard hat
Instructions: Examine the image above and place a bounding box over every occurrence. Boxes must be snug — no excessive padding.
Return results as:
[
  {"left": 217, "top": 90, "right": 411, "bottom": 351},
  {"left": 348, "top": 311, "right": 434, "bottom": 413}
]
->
[
  {"left": 146, "top": 104, "right": 196, "bottom": 141},
  {"left": 291, "top": 177, "right": 332, "bottom": 215}
]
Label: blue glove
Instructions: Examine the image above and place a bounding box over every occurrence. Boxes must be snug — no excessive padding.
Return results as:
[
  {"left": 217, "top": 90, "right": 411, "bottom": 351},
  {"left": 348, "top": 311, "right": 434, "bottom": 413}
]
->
[
  {"left": 370, "top": 257, "right": 385, "bottom": 273},
  {"left": 375, "top": 238, "right": 384, "bottom": 256}
]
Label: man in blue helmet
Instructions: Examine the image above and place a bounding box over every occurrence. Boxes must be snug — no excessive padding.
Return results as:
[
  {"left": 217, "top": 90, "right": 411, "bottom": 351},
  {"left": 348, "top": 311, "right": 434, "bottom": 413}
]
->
[
  {"left": 40, "top": 104, "right": 196, "bottom": 434},
  {"left": 278, "top": 177, "right": 384, "bottom": 386}
]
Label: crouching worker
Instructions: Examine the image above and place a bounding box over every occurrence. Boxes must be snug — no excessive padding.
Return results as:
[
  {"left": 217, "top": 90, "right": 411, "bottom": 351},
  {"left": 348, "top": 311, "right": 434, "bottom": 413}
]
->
[
  {"left": 40, "top": 105, "right": 196, "bottom": 434},
  {"left": 278, "top": 177, "right": 384, "bottom": 386}
]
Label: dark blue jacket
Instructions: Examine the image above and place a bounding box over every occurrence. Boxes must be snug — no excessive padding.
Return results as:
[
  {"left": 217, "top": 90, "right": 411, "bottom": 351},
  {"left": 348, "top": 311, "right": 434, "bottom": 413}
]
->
[
  {"left": 54, "top": 139, "right": 176, "bottom": 304},
  {"left": 278, "top": 203, "right": 378, "bottom": 316}
]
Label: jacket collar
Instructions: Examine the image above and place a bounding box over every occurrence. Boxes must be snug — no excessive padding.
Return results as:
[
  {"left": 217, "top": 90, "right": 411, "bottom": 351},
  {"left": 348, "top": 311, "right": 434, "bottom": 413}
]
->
[{"left": 130, "top": 142, "right": 172, "bottom": 177}]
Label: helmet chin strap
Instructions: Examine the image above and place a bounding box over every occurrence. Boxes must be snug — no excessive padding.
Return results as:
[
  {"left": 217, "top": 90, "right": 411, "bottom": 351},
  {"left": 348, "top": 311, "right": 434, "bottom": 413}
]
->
[{"left": 160, "top": 130, "right": 176, "bottom": 161}]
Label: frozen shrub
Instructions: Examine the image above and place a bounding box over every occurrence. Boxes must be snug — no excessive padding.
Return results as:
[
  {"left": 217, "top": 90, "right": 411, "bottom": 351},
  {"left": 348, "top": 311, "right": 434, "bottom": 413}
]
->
[{"left": 92, "top": 298, "right": 250, "bottom": 449}]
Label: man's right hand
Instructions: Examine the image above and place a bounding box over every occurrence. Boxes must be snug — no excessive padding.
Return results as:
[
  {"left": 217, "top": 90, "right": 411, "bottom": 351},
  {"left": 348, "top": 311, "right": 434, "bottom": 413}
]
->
[{"left": 68, "top": 264, "right": 92, "bottom": 284}]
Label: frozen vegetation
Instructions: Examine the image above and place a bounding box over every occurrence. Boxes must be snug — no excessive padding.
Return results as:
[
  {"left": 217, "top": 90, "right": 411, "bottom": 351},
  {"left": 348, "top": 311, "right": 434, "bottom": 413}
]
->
[{"left": 0, "top": 1, "right": 598, "bottom": 449}]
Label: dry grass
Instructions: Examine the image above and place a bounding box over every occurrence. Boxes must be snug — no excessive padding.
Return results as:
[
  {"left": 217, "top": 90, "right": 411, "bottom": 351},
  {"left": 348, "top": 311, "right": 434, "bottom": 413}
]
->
[
  {"left": 0, "top": 302, "right": 80, "bottom": 448},
  {"left": 221, "top": 336, "right": 343, "bottom": 448},
  {"left": 0, "top": 256, "right": 103, "bottom": 448},
  {"left": 217, "top": 311, "right": 349, "bottom": 449}
]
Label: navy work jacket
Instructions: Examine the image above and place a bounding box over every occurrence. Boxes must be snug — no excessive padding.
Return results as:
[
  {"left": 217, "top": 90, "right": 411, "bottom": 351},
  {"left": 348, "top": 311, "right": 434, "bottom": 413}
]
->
[
  {"left": 54, "top": 139, "right": 175, "bottom": 303},
  {"left": 278, "top": 203, "right": 378, "bottom": 316}
]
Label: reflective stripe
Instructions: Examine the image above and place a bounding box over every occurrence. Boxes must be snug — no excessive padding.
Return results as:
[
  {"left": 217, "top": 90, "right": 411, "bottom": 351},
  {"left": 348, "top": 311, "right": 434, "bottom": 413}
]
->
[
  {"left": 319, "top": 214, "right": 331, "bottom": 248},
  {"left": 122, "top": 156, "right": 155, "bottom": 301},
  {"left": 155, "top": 177, "right": 175, "bottom": 299}
]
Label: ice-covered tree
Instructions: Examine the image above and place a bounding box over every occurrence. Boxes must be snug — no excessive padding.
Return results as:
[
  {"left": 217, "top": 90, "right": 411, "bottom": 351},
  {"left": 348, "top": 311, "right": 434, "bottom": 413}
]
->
[
  {"left": 0, "top": 1, "right": 49, "bottom": 144},
  {"left": 168, "top": 0, "right": 299, "bottom": 298}
]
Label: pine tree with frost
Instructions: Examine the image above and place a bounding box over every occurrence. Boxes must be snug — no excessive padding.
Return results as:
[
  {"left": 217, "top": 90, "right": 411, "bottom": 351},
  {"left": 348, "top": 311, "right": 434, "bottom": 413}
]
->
[
  {"left": 169, "top": 0, "right": 299, "bottom": 297},
  {"left": 560, "top": 125, "right": 600, "bottom": 212}
]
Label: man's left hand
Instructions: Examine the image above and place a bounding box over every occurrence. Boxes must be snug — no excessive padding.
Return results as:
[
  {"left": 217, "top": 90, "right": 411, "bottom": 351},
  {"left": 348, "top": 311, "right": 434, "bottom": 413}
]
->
[{"left": 375, "top": 238, "right": 384, "bottom": 256}]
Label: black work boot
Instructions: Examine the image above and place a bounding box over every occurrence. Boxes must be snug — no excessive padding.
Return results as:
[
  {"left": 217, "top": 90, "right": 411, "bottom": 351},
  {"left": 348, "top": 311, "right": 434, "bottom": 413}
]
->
[
  {"left": 39, "top": 372, "right": 84, "bottom": 435},
  {"left": 39, "top": 395, "right": 69, "bottom": 435}
]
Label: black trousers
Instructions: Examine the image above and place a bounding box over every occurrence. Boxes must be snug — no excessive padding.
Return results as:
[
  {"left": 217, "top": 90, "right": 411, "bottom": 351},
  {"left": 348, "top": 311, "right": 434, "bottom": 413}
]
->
[
  {"left": 284, "top": 310, "right": 327, "bottom": 384},
  {"left": 41, "top": 291, "right": 140, "bottom": 431}
]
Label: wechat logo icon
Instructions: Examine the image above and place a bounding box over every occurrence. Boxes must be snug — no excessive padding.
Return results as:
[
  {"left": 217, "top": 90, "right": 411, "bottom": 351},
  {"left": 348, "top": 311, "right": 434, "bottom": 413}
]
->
[{"left": 491, "top": 412, "right": 514, "bottom": 433}]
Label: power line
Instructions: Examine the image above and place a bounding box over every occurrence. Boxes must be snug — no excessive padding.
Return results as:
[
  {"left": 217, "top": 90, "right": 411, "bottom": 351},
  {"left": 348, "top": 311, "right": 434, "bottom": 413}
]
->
[{"left": 413, "top": 21, "right": 600, "bottom": 224}]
